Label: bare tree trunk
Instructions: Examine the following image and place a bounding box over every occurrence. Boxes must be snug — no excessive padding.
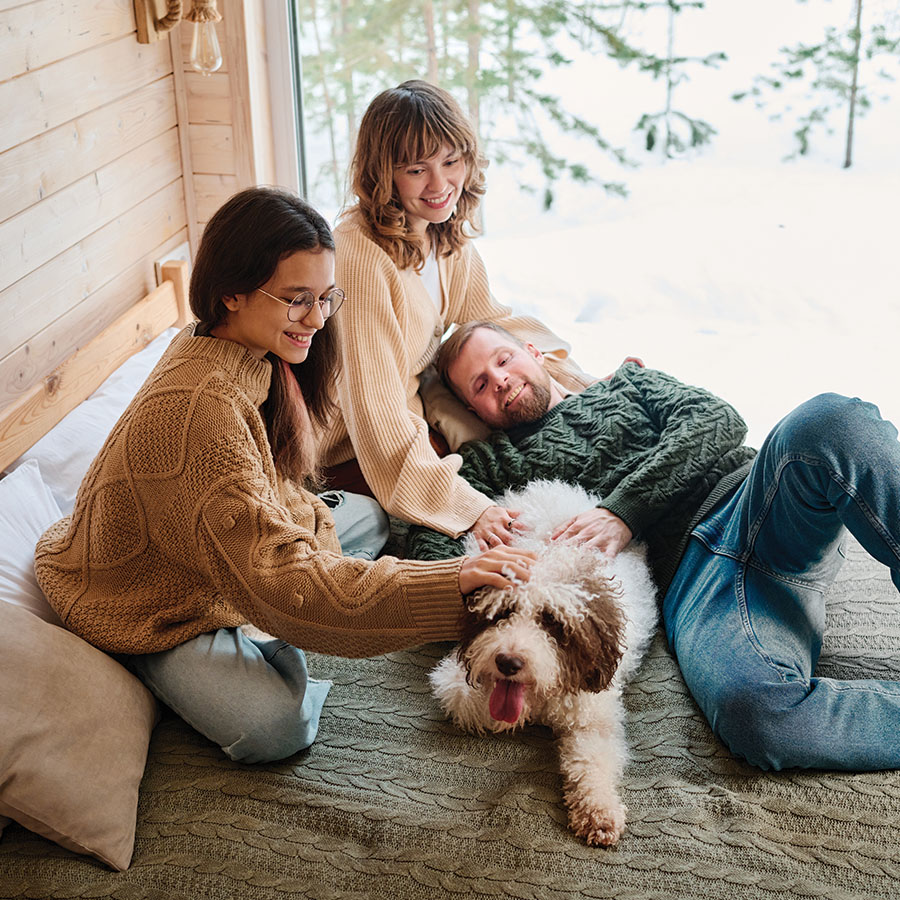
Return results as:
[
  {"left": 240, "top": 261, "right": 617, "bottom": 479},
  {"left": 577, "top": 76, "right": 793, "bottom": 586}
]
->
[
  {"left": 664, "top": 0, "right": 675, "bottom": 157},
  {"left": 844, "top": 0, "right": 863, "bottom": 169},
  {"left": 441, "top": 0, "right": 449, "bottom": 81},
  {"left": 466, "top": 0, "right": 483, "bottom": 230},
  {"left": 424, "top": 0, "right": 439, "bottom": 83},
  {"left": 467, "top": 0, "right": 481, "bottom": 140},
  {"left": 340, "top": 0, "right": 357, "bottom": 161},
  {"left": 506, "top": 0, "right": 515, "bottom": 102},
  {"left": 309, "top": 0, "right": 341, "bottom": 199}
]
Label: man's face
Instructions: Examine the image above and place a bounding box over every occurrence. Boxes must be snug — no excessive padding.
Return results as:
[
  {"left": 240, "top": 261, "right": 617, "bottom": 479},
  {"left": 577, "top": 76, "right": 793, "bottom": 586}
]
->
[{"left": 447, "top": 328, "right": 560, "bottom": 429}]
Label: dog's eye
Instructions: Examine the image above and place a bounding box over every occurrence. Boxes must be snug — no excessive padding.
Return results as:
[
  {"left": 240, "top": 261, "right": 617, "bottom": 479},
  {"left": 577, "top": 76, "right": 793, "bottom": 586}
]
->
[{"left": 541, "top": 611, "right": 566, "bottom": 643}]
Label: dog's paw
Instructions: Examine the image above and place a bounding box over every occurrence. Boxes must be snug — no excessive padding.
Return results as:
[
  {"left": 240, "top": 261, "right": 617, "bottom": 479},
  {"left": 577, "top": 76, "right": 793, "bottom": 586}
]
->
[{"left": 566, "top": 794, "right": 626, "bottom": 847}]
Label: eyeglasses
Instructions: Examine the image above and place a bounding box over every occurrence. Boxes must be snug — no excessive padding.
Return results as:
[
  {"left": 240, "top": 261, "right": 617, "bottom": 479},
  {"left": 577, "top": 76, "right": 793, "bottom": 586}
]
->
[{"left": 256, "top": 287, "right": 346, "bottom": 322}]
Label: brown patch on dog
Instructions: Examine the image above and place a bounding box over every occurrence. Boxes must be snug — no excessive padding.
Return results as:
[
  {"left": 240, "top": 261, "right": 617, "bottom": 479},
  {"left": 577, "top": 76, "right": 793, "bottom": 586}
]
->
[
  {"left": 457, "top": 601, "right": 512, "bottom": 683},
  {"left": 558, "top": 582, "right": 625, "bottom": 693}
]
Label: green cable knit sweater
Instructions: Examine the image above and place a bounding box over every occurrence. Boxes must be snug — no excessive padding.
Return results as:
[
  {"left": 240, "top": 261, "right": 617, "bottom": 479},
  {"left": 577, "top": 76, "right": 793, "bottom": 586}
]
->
[{"left": 408, "top": 363, "right": 757, "bottom": 592}]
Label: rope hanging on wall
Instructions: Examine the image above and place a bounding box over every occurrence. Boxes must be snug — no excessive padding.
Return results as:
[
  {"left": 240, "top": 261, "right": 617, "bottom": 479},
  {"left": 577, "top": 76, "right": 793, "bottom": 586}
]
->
[
  {"left": 185, "top": 0, "right": 222, "bottom": 26},
  {"left": 134, "top": 0, "right": 222, "bottom": 42},
  {"left": 155, "top": 0, "right": 183, "bottom": 33},
  {"left": 134, "top": 0, "right": 223, "bottom": 75}
]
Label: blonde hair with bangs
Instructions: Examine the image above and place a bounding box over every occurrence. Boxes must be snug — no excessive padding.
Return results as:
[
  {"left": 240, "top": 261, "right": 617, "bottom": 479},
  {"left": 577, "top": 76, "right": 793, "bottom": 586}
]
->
[{"left": 347, "top": 80, "right": 487, "bottom": 271}]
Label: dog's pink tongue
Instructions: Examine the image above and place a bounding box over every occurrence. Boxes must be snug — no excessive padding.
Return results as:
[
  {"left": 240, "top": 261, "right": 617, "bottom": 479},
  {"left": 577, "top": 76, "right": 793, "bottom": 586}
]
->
[{"left": 489, "top": 680, "right": 525, "bottom": 723}]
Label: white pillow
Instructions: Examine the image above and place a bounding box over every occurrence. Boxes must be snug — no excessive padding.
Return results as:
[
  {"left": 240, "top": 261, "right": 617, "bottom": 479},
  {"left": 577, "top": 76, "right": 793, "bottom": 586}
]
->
[
  {"left": 9, "top": 327, "right": 178, "bottom": 515},
  {"left": 0, "top": 459, "right": 64, "bottom": 626}
]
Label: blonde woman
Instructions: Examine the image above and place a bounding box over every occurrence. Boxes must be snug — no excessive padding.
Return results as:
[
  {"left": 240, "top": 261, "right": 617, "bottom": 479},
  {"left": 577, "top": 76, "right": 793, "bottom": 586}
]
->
[{"left": 322, "top": 80, "right": 594, "bottom": 549}]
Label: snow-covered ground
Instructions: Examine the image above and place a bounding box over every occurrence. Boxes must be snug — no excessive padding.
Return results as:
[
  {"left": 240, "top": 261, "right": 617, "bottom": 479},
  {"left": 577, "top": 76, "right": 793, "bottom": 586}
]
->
[
  {"left": 473, "top": 0, "right": 900, "bottom": 449},
  {"left": 479, "top": 160, "right": 899, "bottom": 449}
]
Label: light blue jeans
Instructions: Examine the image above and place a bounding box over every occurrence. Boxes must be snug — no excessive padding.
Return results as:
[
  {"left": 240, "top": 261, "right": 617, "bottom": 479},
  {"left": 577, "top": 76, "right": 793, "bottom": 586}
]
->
[
  {"left": 664, "top": 394, "right": 900, "bottom": 771},
  {"left": 129, "top": 491, "right": 389, "bottom": 763}
]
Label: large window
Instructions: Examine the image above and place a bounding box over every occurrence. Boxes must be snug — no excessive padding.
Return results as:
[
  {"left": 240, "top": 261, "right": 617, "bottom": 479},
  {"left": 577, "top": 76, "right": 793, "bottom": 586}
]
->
[{"left": 279, "top": 0, "right": 900, "bottom": 445}]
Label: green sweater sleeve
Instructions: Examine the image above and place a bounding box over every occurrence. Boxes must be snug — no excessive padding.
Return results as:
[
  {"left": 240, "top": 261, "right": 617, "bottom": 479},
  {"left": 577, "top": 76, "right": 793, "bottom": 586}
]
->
[
  {"left": 406, "top": 434, "right": 514, "bottom": 560},
  {"left": 407, "top": 524, "right": 467, "bottom": 561},
  {"left": 600, "top": 365, "right": 749, "bottom": 538}
]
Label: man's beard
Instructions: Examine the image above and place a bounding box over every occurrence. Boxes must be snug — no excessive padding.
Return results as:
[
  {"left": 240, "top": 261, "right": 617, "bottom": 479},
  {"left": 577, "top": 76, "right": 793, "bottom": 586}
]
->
[{"left": 500, "top": 375, "right": 552, "bottom": 427}]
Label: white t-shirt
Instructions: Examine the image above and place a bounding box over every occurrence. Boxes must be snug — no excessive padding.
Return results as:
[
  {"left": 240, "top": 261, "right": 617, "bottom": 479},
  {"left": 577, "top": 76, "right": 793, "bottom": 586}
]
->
[{"left": 420, "top": 248, "right": 441, "bottom": 310}]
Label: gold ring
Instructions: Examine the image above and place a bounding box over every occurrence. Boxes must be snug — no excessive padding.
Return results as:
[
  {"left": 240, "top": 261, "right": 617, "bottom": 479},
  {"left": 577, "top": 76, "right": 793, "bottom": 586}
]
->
[{"left": 507, "top": 520, "right": 513, "bottom": 529}]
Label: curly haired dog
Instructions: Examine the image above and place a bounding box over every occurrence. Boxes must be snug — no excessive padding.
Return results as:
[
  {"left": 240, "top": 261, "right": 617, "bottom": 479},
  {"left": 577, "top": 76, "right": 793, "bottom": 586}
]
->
[{"left": 429, "top": 479, "right": 658, "bottom": 846}]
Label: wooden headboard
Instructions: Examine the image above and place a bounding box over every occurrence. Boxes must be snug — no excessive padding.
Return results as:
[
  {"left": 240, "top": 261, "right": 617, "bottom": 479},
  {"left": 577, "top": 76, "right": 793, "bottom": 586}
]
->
[{"left": 0, "top": 261, "right": 191, "bottom": 471}]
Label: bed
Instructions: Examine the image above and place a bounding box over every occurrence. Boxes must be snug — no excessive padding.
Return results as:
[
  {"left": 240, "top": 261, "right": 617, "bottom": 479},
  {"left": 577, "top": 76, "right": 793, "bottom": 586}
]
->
[{"left": 1, "top": 270, "right": 899, "bottom": 900}]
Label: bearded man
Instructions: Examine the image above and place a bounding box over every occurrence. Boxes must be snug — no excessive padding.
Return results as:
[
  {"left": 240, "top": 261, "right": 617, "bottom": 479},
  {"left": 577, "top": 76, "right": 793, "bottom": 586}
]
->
[{"left": 408, "top": 320, "right": 900, "bottom": 774}]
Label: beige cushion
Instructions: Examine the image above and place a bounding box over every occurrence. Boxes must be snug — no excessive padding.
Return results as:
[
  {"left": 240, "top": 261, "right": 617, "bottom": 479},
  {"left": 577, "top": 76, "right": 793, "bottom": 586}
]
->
[
  {"left": 0, "top": 603, "right": 158, "bottom": 870},
  {"left": 419, "top": 365, "right": 576, "bottom": 452},
  {"left": 419, "top": 365, "right": 492, "bottom": 452}
]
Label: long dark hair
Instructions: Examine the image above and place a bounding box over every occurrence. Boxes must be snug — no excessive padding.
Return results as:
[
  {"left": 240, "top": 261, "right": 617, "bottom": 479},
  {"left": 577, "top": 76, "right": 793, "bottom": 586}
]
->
[
  {"left": 347, "top": 80, "right": 487, "bottom": 271},
  {"left": 190, "top": 186, "right": 340, "bottom": 485}
]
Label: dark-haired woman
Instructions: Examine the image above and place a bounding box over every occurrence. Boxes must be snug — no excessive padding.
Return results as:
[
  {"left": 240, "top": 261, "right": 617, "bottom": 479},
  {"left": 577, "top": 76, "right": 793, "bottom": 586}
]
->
[
  {"left": 321, "top": 80, "right": 595, "bottom": 550},
  {"left": 35, "top": 186, "right": 534, "bottom": 764}
]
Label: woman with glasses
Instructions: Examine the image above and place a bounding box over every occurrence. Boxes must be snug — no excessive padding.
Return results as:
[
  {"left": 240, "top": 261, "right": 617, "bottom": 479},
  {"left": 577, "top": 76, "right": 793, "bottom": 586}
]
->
[
  {"left": 35, "top": 186, "right": 535, "bottom": 764},
  {"left": 321, "top": 80, "right": 594, "bottom": 550}
]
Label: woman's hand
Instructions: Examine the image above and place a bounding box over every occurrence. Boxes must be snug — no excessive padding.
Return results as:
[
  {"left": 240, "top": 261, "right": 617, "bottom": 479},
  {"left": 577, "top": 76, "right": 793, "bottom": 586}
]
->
[
  {"left": 471, "top": 505, "right": 521, "bottom": 551},
  {"left": 458, "top": 545, "right": 537, "bottom": 595},
  {"left": 551, "top": 508, "right": 633, "bottom": 557}
]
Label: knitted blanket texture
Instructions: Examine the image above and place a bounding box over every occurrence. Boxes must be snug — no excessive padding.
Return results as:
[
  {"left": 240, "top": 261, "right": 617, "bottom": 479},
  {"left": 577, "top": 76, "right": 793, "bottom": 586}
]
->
[{"left": 2, "top": 536, "right": 897, "bottom": 899}]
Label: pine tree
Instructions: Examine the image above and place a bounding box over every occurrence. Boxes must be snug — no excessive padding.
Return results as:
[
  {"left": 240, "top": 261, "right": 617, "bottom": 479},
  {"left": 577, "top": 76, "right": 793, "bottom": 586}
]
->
[
  {"left": 300, "top": 0, "right": 640, "bottom": 207},
  {"left": 297, "top": 0, "right": 726, "bottom": 208},
  {"left": 731, "top": 0, "right": 900, "bottom": 166},
  {"left": 463, "top": 0, "right": 633, "bottom": 208},
  {"left": 618, "top": 0, "right": 725, "bottom": 159}
]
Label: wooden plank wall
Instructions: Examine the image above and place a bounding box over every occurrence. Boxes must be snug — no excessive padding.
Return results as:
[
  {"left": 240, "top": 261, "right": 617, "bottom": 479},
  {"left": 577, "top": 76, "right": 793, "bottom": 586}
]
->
[
  {"left": 0, "top": 0, "right": 276, "bottom": 417},
  {"left": 182, "top": 0, "right": 275, "bottom": 230},
  {"left": 0, "top": 0, "right": 189, "bottom": 413}
]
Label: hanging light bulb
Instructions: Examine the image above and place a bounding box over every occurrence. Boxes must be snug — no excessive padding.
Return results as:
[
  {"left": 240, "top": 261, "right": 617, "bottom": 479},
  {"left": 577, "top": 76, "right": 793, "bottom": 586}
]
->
[
  {"left": 186, "top": 0, "right": 223, "bottom": 76},
  {"left": 134, "top": 0, "right": 226, "bottom": 76},
  {"left": 189, "top": 19, "right": 222, "bottom": 74}
]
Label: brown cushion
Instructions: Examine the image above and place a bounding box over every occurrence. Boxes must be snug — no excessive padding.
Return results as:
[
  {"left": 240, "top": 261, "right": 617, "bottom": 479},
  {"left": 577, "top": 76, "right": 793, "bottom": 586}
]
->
[{"left": 0, "top": 603, "right": 158, "bottom": 870}]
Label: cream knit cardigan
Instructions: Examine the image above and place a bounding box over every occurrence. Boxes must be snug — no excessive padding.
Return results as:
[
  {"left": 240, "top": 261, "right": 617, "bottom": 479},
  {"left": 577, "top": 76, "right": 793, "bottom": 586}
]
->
[
  {"left": 322, "top": 218, "right": 594, "bottom": 536},
  {"left": 35, "top": 327, "right": 464, "bottom": 658}
]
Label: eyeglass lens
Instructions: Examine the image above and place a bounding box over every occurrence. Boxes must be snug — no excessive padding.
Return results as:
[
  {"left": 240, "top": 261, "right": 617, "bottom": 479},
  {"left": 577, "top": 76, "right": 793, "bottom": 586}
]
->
[{"left": 288, "top": 291, "right": 344, "bottom": 321}]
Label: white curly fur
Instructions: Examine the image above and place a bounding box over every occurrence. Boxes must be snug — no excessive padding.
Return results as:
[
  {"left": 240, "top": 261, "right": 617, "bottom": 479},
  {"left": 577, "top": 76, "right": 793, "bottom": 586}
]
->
[{"left": 429, "top": 479, "right": 658, "bottom": 846}]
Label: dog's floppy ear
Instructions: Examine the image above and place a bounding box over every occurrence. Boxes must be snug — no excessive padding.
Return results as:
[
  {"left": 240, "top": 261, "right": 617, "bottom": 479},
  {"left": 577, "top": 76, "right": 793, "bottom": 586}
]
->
[
  {"left": 456, "top": 590, "right": 512, "bottom": 682},
  {"left": 561, "top": 571, "right": 625, "bottom": 694}
]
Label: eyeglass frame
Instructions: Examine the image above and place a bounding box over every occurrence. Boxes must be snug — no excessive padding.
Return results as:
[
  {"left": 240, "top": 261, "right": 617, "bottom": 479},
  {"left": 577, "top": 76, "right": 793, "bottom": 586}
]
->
[{"left": 255, "top": 287, "right": 346, "bottom": 322}]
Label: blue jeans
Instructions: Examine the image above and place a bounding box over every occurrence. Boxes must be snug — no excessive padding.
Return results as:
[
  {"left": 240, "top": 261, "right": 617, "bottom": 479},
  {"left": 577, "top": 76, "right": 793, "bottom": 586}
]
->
[
  {"left": 664, "top": 394, "right": 900, "bottom": 771},
  {"left": 129, "top": 491, "right": 389, "bottom": 763}
]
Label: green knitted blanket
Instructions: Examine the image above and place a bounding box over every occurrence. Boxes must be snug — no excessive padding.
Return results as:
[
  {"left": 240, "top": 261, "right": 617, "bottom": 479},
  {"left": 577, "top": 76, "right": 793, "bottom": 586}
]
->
[{"left": 2, "top": 536, "right": 898, "bottom": 900}]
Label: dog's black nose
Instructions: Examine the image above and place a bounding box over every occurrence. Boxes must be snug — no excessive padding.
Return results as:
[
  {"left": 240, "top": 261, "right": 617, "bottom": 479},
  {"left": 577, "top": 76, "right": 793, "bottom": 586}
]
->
[{"left": 495, "top": 653, "right": 524, "bottom": 676}]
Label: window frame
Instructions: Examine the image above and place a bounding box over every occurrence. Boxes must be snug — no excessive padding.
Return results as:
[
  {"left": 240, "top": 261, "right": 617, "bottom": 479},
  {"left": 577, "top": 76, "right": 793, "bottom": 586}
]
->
[{"left": 262, "top": 0, "right": 307, "bottom": 196}]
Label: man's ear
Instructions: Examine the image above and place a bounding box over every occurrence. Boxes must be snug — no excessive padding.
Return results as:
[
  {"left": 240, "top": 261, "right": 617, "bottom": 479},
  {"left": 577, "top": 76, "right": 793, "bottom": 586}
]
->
[{"left": 524, "top": 342, "right": 545, "bottom": 366}]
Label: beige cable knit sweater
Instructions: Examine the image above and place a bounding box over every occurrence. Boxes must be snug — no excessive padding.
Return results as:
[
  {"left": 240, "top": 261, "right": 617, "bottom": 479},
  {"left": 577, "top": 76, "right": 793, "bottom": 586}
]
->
[
  {"left": 321, "top": 217, "right": 595, "bottom": 537},
  {"left": 34, "top": 326, "right": 464, "bottom": 658}
]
